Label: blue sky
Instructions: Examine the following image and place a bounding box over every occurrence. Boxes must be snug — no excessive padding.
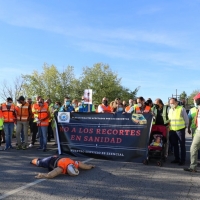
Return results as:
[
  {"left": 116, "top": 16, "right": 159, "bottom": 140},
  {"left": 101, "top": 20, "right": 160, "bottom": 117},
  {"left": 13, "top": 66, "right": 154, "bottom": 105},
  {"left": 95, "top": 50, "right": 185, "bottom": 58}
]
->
[{"left": 0, "top": 0, "right": 200, "bottom": 103}]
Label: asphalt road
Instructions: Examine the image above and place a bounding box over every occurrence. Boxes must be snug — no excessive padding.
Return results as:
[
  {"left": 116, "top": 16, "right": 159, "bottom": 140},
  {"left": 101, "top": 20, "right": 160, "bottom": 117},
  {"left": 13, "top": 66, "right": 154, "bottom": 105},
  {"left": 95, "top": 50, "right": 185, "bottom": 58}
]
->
[{"left": 0, "top": 133, "right": 200, "bottom": 200}]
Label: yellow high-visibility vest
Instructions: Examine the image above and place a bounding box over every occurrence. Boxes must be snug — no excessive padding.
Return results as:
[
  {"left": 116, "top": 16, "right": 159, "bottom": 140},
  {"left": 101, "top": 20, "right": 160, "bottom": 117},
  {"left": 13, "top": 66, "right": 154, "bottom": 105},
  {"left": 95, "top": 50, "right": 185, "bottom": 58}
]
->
[{"left": 168, "top": 105, "right": 185, "bottom": 131}]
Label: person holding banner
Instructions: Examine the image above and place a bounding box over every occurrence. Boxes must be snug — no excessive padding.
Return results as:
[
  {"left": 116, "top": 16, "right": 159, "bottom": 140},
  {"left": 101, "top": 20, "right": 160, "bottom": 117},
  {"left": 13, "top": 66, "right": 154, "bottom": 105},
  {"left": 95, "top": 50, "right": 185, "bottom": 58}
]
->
[
  {"left": 98, "top": 97, "right": 112, "bottom": 113},
  {"left": 30, "top": 155, "right": 95, "bottom": 178},
  {"left": 152, "top": 98, "right": 170, "bottom": 157},
  {"left": 78, "top": 96, "right": 95, "bottom": 112},
  {"left": 125, "top": 99, "right": 133, "bottom": 112},
  {"left": 133, "top": 97, "right": 151, "bottom": 114},
  {"left": 60, "top": 97, "right": 74, "bottom": 112}
]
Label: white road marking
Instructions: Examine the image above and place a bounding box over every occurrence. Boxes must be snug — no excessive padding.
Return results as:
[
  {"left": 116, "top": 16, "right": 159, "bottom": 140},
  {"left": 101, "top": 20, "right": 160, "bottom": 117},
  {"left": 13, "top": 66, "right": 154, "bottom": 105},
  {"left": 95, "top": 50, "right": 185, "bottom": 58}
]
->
[{"left": 0, "top": 158, "right": 94, "bottom": 199}]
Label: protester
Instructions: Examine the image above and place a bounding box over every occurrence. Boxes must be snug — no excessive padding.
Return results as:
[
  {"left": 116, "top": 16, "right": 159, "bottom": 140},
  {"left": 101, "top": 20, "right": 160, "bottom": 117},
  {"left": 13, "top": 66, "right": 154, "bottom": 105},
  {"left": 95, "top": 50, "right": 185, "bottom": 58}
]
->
[
  {"left": 133, "top": 97, "right": 151, "bottom": 113},
  {"left": 122, "top": 100, "right": 127, "bottom": 108},
  {"left": 60, "top": 97, "right": 74, "bottom": 112},
  {"left": 30, "top": 155, "right": 95, "bottom": 179},
  {"left": 168, "top": 98, "right": 189, "bottom": 165},
  {"left": 78, "top": 96, "right": 95, "bottom": 112},
  {"left": 115, "top": 103, "right": 125, "bottom": 113},
  {"left": 29, "top": 96, "right": 41, "bottom": 148},
  {"left": 15, "top": 96, "right": 32, "bottom": 150},
  {"left": 145, "top": 98, "right": 153, "bottom": 108},
  {"left": 110, "top": 98, "right": 121, "bottom": 112},
  {"left": 98, "top": 97, "right": 112, "bottom": 113},
  {"left": 0, "top": 97, "right": 16, "bottom": 150},
  {"left": 184, "top": 93, "right": 200, "bottom": 172},
  {"left": 72, "top": 99, "right": 79, "bottom": 112},
  {"left": 45, "top": 99, "right": 54, "bottom": 142},
  {"left": 27, "top": 98, "right": 34, "bottom": 144},
  {"left": 125, "top": 99, "right": 134, "bottom": 113},
  {"left": 0, "top": 110, "right": 4, "bottom": 150},
  {"left": 33, "top": 98, "right": 50, "bottom": 152},
  {"left": 187, "top": 99, "right": 200, "bottom": 160}
]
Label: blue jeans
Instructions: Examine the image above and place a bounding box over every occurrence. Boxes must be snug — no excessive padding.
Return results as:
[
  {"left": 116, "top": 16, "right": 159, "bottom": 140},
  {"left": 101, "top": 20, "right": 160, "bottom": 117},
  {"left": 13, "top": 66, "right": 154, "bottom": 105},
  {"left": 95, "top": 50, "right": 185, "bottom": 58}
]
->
[
  {"left": 38, "top": 126, "right": 48, "bottom": 149},
  {"left": 4, "top": 122, "right": 14, "bottom": 148},
  {"left": 169, "top": 128, "right": 186, "bottom": 162},
  {"left": 37, "top": 156, "right": 53, "bottom": 168},
  {"left": 21, "top": 128, "right": 24, "bottom": 143}
]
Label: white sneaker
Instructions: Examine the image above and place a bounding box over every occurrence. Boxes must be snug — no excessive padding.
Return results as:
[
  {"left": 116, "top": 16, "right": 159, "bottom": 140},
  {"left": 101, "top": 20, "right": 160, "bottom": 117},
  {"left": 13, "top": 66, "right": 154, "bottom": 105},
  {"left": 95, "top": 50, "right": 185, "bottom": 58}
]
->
[
  {"left": 28, "top": 144, "right": 33, "bottom": 148},
  {"left": 0, "top": 146, "right": 3, "bottom": 151}
]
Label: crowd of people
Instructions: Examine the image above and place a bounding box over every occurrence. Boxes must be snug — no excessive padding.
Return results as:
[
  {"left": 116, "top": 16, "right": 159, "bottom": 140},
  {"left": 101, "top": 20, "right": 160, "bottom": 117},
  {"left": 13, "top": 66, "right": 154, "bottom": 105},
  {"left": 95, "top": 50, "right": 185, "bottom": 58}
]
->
[{"left": 0, "top": 93, "right": 200, "bottom": 173}]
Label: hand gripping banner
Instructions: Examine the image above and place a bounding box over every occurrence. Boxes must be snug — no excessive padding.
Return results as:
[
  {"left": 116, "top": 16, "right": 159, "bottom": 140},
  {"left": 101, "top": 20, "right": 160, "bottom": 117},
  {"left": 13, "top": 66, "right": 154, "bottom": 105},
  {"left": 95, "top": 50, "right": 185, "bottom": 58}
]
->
[{"left": 55, "top": 112, "right": 153, "bottom": 162}]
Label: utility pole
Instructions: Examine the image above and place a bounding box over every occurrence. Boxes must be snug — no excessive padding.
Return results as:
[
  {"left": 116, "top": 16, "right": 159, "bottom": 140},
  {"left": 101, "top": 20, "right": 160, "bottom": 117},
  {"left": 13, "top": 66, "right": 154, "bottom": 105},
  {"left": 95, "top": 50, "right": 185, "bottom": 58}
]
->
[{"left": 168, "top": 89, "right": 180, "bottom": 102}]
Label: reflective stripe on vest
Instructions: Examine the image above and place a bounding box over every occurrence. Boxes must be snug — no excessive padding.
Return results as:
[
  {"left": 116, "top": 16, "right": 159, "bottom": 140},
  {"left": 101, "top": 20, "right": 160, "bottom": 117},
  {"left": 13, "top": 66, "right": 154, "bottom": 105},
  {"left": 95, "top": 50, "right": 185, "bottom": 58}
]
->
[
  {"left": 1, "top": 104, "right": 15, "bottom": 122},
  {"left": 190, "top": 107, "right": 197, "bottom": 129},
  {"left": 135, "top": 105, "right": 151, "bottom": 114},
  {"left": 168, "top": 105, "right": 185, "bottom": 131},
  {"left": 152, "top": 105, "right": 169, "bottom": 125},
  {"left": 16, "top": 102, "right": 30, "bottom": 121},
  {"left": 100, "top": 104, "right": 112, "bottom": 113},
  {"left": 37, "top": 104, "right": 49, "bottom": 126}
]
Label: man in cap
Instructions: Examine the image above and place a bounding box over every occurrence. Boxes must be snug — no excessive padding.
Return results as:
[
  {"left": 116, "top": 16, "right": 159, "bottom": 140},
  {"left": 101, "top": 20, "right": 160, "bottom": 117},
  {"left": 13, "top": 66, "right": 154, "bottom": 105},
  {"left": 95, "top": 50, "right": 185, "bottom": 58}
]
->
[
  {"left": 30, "top": 155, "right": 95, "bottom": 178},
  {"left": 184, "top": 93, "right": 200, "bottom": 172}
]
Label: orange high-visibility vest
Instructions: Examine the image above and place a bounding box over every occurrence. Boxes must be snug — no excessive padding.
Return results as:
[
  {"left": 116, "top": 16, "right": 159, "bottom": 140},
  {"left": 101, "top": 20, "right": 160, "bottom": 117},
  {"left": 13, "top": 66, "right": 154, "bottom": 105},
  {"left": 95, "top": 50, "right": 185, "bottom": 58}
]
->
[
  {"left": 125, "top": 105, "right": 131, "bottom": 112},
  {"left": 15, "top": 102, "right": 30, "bottom": 121},
  {"left": 135, "top": 105, "right": 151, "bottom": 114},
  {"left": 1, "top": 103, "right": 16, "bottom": 122},
  {"left": 34, "top": 104, "right": 49, "bottom": 126},
  {"left": 57, "top": 158, "right": 79, "bottom": 174},
  {"left": 99, "top": 104, "right": 112, "bottom": 113}
]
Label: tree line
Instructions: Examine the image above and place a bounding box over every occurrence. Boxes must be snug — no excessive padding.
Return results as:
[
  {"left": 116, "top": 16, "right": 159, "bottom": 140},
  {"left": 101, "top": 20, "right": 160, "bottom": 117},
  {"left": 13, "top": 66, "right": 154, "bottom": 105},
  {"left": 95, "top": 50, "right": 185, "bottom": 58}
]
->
[
  {"left": 1, "top": 62, "right": 198, "bottom": 106},
  {"left": 0, "top": 63, "right": 139, "bottom": 104}
]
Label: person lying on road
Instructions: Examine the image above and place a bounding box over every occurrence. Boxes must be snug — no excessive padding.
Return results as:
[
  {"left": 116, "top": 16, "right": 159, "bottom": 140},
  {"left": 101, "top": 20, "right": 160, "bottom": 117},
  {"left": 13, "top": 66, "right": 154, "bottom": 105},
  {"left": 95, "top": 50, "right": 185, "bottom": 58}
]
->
[{"left": 30, "top": 155, "right": 95, "bottom": 179}]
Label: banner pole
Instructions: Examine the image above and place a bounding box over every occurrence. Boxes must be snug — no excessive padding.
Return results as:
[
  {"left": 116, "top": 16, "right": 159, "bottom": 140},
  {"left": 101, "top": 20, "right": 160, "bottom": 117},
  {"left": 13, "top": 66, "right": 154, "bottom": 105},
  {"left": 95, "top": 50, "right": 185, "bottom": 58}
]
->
[{"left": 55, "top": 119, "right": 61, "bottom": 155}]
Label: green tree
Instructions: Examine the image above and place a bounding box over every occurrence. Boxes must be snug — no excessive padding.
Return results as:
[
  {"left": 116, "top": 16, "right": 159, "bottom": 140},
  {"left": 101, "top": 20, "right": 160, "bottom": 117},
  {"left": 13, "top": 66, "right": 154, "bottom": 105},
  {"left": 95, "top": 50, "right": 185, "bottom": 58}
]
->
[
  {"left": 22, "top": 64, "right": 75, "bottom": 102},
  {"left": 79, "top": 63, "right": 139, "bottom": 104},
  {"left": 21, "top": 62, "right": 139, "bottom": 105},
  {"left": 179, "top": 91, "right": 187, "bottom": 100}
]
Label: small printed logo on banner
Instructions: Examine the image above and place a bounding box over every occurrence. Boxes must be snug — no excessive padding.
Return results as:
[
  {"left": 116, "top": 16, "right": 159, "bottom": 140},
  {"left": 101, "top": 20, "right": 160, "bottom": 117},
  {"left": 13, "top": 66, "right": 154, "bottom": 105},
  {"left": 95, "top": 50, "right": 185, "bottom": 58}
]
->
[
  {"left": 59, "top": 113, "right": 68, "bottom": 121},
  {"left": 58, "top": 112, "right": 70, "bottom": 123}
]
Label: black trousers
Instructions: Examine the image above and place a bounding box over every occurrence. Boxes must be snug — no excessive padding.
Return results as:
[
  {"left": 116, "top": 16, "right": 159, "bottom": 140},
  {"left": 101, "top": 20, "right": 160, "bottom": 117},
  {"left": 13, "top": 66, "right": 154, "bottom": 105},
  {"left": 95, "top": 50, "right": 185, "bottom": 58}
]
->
[
  {"left": 48, "top": 123, "right": 53, "bottom": 142},
  {"left": 31, "top": 122, "right": 38, "bottom": 145},
  {"left": 169, "top": 128, "right": 186, "bottom": 162},
  {"left": 37, "top": 156, "right": 59, "bottom": 171}
]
